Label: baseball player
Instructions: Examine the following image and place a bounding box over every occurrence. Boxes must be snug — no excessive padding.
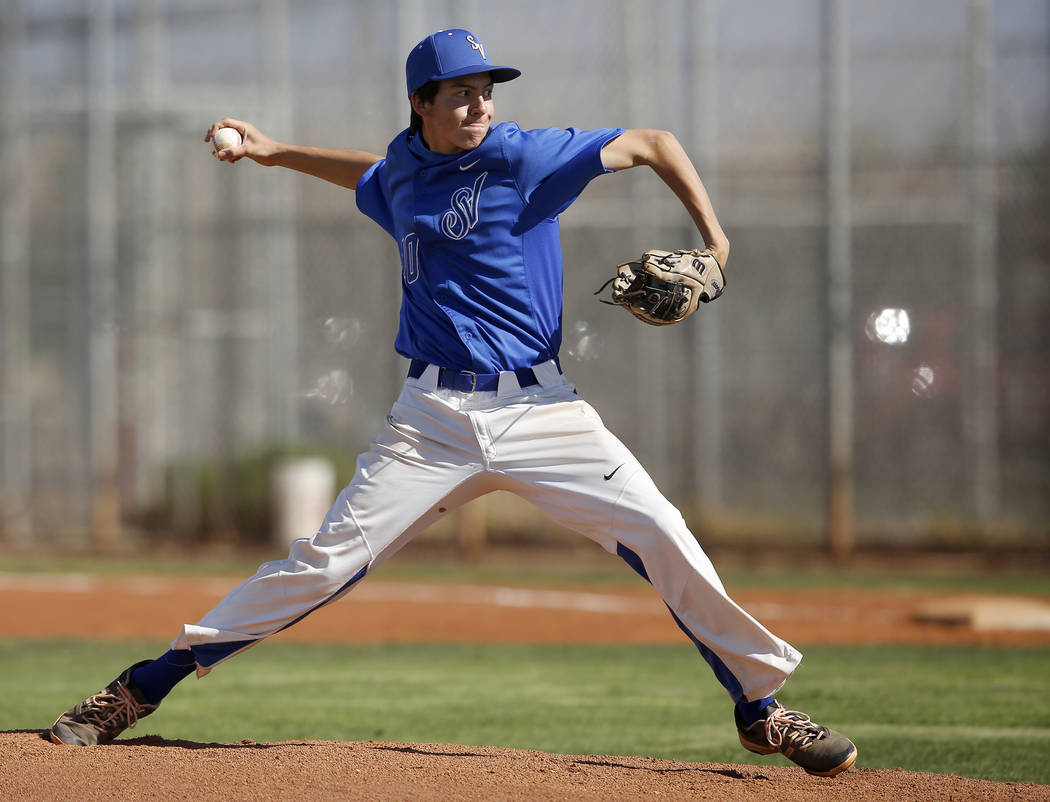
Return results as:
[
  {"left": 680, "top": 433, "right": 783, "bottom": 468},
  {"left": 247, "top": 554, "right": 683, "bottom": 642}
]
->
[{"left": 49, "top": 28, "right": 856, "bottom": 777}]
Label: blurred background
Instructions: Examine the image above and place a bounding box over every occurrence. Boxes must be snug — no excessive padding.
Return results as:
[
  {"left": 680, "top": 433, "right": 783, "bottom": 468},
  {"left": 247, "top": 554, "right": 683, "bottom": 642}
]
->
[{"left": 0, "top": 0, "right": 1047, "bottom": 559}]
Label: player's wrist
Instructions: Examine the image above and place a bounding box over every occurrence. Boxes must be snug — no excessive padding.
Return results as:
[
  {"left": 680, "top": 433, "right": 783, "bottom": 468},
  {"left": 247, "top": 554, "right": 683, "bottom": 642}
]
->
[
  {"left": 254, "top": 140, "right": 293, "bottom": 167},
  {"left": 703, "top": 238, "right": 729, "bottom": 269}
]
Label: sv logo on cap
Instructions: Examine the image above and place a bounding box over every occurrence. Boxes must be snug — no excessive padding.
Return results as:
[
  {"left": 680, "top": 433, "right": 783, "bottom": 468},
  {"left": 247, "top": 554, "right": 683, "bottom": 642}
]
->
[{"left": 466, "top": 34, "right": 486, "bottom": 60}]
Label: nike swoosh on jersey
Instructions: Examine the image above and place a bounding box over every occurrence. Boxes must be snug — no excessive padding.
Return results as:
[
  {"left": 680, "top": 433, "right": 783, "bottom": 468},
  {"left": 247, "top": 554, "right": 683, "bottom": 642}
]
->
[
  {"left": 603, "top": 464, "right": 625, "bottom": 481},
  {"left": 459, "top": 159, "right": 481, "bottom": 171}
]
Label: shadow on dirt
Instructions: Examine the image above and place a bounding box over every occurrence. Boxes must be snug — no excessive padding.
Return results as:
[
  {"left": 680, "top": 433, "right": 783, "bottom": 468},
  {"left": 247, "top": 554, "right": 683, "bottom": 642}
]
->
[
  {"left": 572, "top": 757, "right": 767, "bottom": 780},
  {"left": 27, "top": 729, "right": 321, "bottom": 750}
]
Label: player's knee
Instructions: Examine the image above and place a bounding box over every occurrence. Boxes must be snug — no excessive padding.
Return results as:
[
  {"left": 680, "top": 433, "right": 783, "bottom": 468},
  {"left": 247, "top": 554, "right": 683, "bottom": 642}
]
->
[{"left": 640, "top": 502, "right": 689, "bottom": 539}]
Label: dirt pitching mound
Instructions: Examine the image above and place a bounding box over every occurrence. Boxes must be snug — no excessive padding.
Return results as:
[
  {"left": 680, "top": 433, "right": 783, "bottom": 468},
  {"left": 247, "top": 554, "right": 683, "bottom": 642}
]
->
[{"left": 4, "top": 731, "right": 1046, "bottom": 801}]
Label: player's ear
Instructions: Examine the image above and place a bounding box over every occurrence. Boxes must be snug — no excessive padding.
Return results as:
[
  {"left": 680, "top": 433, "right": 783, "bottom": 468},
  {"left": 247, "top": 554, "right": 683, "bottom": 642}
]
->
[{"left": 410, "top": 91, "right": 431, "bottom": 117}]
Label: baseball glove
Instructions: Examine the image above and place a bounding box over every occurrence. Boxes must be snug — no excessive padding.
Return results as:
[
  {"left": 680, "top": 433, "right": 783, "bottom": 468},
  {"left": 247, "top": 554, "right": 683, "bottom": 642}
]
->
[{"left": 594, "top": 248, "right": 725, "bottom": 326}]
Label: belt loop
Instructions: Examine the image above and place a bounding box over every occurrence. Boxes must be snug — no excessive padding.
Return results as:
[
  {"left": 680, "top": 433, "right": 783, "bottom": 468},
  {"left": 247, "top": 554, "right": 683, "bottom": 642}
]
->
[
  {"left": 496, "top": 370, "right": 523, "bottom": 399},
  {"left": 418, "top": 363, "right": 440, "bottom": 391},
  {"left": 532, "top": 359, "right": 563, "bottom": 388}
]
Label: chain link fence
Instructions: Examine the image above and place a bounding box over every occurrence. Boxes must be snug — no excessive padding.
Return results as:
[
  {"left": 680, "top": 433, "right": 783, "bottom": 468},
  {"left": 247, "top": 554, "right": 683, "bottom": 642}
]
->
[{"left": 1, "top": 0, "right": 1047, "bottom": 551}]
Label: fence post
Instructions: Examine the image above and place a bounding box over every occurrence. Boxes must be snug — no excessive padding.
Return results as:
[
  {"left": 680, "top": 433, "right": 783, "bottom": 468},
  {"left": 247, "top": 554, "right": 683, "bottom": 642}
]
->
[
  {"left": 86, "top": 0, "right": 121, "bottom": 550},
  {"left": 966, "top": 0, "right": 1000, "bottom": 526},
  {"left": 825, "top": 0, "right": 854, "bottom": 561},
  {"left": 0, "top": 0, "right": 33, "bottom": 544}
]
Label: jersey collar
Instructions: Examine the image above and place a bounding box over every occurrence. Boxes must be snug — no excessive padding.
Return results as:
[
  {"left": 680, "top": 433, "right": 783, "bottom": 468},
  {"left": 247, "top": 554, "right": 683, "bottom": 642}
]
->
[{"left": 406, "top": 128, "right": 490, "bottom": 165}]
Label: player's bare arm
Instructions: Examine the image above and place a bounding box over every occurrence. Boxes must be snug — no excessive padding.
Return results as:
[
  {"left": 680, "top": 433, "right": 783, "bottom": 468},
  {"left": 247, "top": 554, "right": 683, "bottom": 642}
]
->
[
  {"left": 601, "top": 129, "right": 730, "bottom": 269},
  {"left": 205, "top": 118, "right": 382, "bottom": 190}
]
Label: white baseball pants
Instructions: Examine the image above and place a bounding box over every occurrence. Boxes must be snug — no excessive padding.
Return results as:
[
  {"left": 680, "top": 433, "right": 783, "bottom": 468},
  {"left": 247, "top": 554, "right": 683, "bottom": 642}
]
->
[{"left": 173, "top": 361, "right": 802, "bottom": 702}]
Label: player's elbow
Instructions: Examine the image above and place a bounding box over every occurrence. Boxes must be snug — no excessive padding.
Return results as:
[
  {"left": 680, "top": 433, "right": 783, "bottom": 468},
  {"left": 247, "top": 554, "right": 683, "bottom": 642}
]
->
[
  {"left": 638, "top": 129, "right": 678, "bottom": 166},
  {"left": 603, "top": 129, "right": 678, "bottom": 171},
  {"left": 646, "top": 128, "right": 677, "bottom": 147}
]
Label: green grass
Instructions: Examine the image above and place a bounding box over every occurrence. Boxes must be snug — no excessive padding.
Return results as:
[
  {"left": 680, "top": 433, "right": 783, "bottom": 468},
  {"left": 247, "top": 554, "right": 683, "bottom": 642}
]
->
[{"left": 6, "top": 640, "right": 1049, "bottom": 785}]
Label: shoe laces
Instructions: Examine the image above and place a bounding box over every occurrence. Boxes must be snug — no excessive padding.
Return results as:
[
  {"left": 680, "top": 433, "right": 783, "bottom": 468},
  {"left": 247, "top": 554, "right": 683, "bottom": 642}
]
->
[
  {"left": 80, "top": 682, "right": 151, "bottom": 733},
  {"left": 764, "top": 706, "right": 828, "bottom": 751}
]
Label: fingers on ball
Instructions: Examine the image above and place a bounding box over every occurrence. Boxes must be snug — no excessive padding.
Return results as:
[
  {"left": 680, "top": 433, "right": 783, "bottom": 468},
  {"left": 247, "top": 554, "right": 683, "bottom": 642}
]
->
[{"left": 210, "top": 126, "right": 243, "bottom": 160}]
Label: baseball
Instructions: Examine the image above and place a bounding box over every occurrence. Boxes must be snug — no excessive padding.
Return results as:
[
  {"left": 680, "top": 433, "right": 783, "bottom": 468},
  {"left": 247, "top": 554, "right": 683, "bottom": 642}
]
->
[{"left": 212, "top": 126, "right": 242, "bottom": 156}]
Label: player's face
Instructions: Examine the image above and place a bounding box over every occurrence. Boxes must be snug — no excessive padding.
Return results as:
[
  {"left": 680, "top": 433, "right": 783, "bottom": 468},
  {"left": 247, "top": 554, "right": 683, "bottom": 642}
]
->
[{"left": 416, "top": 73, "right": 494, "bottom": 154}]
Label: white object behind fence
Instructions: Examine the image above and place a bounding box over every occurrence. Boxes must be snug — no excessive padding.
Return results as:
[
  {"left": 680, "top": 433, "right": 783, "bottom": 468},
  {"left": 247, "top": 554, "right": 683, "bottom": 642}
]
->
[{"left": 271, "top": 458, "right": 336, "bottom": 547}]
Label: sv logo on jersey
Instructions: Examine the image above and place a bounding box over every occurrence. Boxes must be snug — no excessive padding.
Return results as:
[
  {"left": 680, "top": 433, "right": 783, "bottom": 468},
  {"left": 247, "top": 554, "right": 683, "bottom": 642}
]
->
[{"left": 440, "top": 172, "right": 487, "bottom": 240}]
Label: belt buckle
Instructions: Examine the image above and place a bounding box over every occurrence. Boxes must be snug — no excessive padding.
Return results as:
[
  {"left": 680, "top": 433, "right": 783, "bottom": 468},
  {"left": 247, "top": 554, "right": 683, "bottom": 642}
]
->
[{"left": 458, "top": 370, "right": 477, "bottom": 392}]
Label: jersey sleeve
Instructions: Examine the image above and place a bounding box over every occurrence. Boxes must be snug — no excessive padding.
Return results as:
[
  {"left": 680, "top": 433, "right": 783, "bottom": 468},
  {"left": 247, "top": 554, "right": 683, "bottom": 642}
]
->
[
  {"left": 354, "top": 158, "right": 396, "bottom": 237},
  {"left": 505, "top": 125, "right": 625, "bottom": 220}
]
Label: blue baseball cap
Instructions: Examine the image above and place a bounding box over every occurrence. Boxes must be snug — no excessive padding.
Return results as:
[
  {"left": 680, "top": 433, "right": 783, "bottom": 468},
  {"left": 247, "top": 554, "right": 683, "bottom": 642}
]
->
[{"left": 406, "top": 29, "right": 521, "bottom": 97}]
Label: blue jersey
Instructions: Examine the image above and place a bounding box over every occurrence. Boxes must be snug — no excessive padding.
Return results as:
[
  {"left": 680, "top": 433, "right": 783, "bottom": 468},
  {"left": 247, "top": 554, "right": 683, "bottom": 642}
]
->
[{"left": 355, "top": 122, "right": 624, "bottom": 373}]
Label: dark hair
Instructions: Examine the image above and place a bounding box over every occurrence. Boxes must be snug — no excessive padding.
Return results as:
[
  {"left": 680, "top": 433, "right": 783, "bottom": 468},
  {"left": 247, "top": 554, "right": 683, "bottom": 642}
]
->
[{"left": 409, "top": 80, "right": 441, "bottom": 133}]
